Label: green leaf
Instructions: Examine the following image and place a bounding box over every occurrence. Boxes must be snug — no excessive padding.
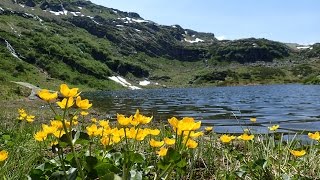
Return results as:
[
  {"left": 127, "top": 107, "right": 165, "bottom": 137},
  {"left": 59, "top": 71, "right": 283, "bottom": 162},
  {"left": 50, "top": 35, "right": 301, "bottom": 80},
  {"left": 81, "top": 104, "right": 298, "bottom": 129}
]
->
[
  {"left": 86, "top": 156, "right": 98, "bottom": 169},
  {"left": 55, "top": 115, "right": 62, "bottom": 121},
  {"left": 165, "top": 148, "right": 181, "bottom": 163},
  {"left": 253, "top": 158, "right": 268, "bottom": 170},
  {"left": 67, "top": 168, "right": 78, "bottom": 180},
  {"left": 99, "top": 172, "right": 122, "bottom": 180},
  {"left": 2, "top": 134, "right": 11, "bottom": 141},
  {"left": 72, "top": 130, "right": 80, "bottom": 145},
  {"left": 130, "top": 170, "right": 142, "bottom": 180},
  {"left": 79, "top": 132, "right": 90, "bottom": 140},
  {"left": 29, "top": 169, "right": 44, "bottom": 180},
  {"left": 128, "top": 152, "right": 145, "bottom": 164},
  {"left": 95, "top": 162, "right": 121, "bottom": 176},
  {"left": 176, "top": 159, "right": 187, "bottom": 168},
  {"left": 51, "top": 171, "right": 65, "bottom": 179}
]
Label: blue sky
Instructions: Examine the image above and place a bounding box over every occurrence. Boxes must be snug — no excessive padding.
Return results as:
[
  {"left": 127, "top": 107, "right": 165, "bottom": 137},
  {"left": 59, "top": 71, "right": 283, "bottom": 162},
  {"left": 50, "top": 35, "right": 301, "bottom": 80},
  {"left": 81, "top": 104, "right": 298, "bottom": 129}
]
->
[{"left": 91, "top": 0, "right": 319, "bottom": 44}]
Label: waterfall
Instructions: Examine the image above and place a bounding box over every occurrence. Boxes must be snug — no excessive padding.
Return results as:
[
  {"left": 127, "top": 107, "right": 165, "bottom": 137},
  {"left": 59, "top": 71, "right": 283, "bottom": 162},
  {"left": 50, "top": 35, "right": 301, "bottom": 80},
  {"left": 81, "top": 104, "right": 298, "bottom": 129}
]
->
[{"left": 5, "top": 40, "right": 20, "bottom": 59}]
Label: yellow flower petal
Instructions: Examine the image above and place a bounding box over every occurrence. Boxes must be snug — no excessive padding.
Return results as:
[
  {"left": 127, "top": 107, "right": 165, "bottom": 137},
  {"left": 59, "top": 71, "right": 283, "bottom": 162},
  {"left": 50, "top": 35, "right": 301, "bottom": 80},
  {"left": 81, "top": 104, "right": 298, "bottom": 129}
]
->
[
  {"left": 308, "top": 131, "right": 320, "bottom": 141},
  {"left": 60, "top": 84, "right": 80, "bottom": 98},
  {"left": 38, "top": 89, "right": 58, "bottom": 102},
  {"left": 290, "top": 149, "right": 306, "bottom": 157},
  {"left": 268, "top": 125, "right": 280, "bottom": 131},
  {"left": 149, "top": 139, "right": 164, "bottom": 148},
  {"left": 56, "top": 97, "right": 74, "bottom": 109},
  {"left": 157, "top": 147, "right": 168, "bottom": 157},
  {"left": 0, "top": 150, "right": 9, "bottom": 162},
  {"left": 76, "top": 96, "right": 92, "bottom": 110},
  {"left": 238, "top": 133, "right": 254, "bottom": 141},
  {"left": 220, "top": 134, "right": 236, "bottom": 143}
]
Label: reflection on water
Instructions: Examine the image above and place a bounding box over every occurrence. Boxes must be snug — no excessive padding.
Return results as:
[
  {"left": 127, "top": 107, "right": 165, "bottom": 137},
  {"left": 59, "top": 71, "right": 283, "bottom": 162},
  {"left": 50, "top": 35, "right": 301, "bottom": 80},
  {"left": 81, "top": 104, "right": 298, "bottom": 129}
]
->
[{"left": 84, "top": 84, "right": 320, "bottom": 133}]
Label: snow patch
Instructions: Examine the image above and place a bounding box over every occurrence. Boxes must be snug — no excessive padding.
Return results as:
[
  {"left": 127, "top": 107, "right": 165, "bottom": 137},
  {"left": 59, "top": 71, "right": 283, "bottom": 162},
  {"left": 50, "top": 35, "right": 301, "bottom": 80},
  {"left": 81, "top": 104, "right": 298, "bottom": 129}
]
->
[
  {"left": 5, "top": 40, "right": 20, "bottom": 59},
  {"left": 0, "top": 6, "right": 4, "bottom": 12},
  {"left": 70, "top": 12, "right": 81, "bottom": 16},
  {"left": 49, "top": 8, "right": 68, "bottom": 16},
  {"left": 116, "top": 25, "right": 124, "bottom": 27},
  {"left": 216, "top": 35, "right": 226, "bottom": 41},
  {"left": 192, "top": 35, "right": 195, "bottom": 37},
  {"left": 49, "top": 10, "right": 65, "bottom": 16},
  {"left": 184, "top": 38, "right": 204, "bottom": 43},
  {"left": 78, "top": 7, "right": 83, "bottom": 10},
  {"left": 119, "top": 17, "right": 149, "bottom": 23},
  {"left": 135, "top": 29, "right": 141, "bottom": 32},
  {"left": 297, "top": 46, "right": 311, "bottom": 50},
  {"left": 19, "top": 4, "right": 25, "bottom": 8},
  {"left": 113, "top": 10, "right": 117, "bottom": 13},
  {"left": 108, "top": 76, "right": 141, "bottom": 90},
  {"left": 139, "top": 80, "right": 150, "bottom": 86},
  {"left": 24, "top": 13, "right": 44, "bottom": 22},
  {"left": 92, "top": 19, "right": 101, "bottom": 25},
  {"left": 172, "top": 25, "right": 177, "bottom": 28}
]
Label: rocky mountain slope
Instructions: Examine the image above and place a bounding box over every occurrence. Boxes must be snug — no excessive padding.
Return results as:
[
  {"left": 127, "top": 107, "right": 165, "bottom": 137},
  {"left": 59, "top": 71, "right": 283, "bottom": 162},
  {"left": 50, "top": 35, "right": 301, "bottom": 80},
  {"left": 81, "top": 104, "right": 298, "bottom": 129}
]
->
[{"left": 0, "top": 0, "right": 319, "bottom": 92}]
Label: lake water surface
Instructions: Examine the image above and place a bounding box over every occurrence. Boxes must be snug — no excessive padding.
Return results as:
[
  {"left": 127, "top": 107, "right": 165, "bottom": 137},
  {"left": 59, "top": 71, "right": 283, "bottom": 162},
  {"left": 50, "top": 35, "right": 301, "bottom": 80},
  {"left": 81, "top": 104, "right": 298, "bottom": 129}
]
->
[{"left": 85, "top": 84, "right": 320, "bottom": 134}]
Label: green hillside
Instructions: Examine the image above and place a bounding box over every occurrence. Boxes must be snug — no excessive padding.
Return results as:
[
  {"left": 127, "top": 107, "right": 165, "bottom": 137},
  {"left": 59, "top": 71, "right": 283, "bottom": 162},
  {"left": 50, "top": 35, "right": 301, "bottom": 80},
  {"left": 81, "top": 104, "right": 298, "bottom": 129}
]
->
[{"left": 0, "top": 0, "right": 319, "bottom": 98}]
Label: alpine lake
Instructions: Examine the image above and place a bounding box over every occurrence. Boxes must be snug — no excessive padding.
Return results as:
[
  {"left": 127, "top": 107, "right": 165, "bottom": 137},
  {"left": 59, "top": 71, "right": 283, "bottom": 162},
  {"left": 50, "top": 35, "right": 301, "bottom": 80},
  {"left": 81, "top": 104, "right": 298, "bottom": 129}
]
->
[{"left": 85, "top": 84, "right": 320, "bottom": 138}]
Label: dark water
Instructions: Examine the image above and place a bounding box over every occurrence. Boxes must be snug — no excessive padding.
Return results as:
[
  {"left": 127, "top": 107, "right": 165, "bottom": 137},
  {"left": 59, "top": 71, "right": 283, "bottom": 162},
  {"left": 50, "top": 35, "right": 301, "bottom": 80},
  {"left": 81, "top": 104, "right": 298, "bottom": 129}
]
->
[{"left": 85, "top": 84, "right": 320, "bottom": 134}]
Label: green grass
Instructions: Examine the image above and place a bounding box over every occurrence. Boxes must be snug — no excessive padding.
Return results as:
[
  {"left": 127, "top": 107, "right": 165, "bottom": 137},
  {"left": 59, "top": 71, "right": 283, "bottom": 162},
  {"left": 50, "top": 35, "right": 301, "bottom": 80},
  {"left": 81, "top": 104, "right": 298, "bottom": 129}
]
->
[{"left": 1, "top": 98, "right": 320, "bottom": 179}]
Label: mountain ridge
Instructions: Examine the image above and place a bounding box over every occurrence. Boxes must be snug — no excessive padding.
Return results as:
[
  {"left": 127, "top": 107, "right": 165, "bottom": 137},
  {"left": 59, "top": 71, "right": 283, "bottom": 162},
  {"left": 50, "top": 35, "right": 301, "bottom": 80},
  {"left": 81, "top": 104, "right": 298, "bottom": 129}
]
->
[{"left": 0, "top": 0, "right": 320, "bottom": 94}]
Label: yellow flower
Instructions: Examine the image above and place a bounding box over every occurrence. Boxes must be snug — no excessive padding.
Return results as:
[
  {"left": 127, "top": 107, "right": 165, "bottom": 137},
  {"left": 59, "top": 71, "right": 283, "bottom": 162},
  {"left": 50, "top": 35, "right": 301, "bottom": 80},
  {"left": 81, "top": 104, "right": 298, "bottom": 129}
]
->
[
  {"left": 185, "top": 139, "right": 198, "bottom": 149},
  {"left": 26, "top": 115, "right": 35, "bottom": 123},
  {"left": 18, "top": 108, "right": 25, "bottom": 114},
  {"left": 80, "top": 111, "right": 89, "bottom": 116},
  {"left": 157, "top": 147, "right": 168, "bottom": 157},
  {"left": 18, "top": 109, "right": 27, "bottom": 120},
  {"left": 220, "top": 134, "right": 236, "bottom": 143},
  {"left": 135, "top": 129, "right": 149, "bottom": 141},
  {"left": 126, "top": 127, "right": 137, "bottom": 139},
  {"left": 42, "top": 124, "right": 58, "bottom": 134},
  {"left": 308, "top": 131, "right": 320, "bottom": 141},
  {"left": 164, "top": 137, "right": 175, "bottom": 145},
  {"left": 99, "top": 120, "right": 110, "bottom": 128},
  {"left": 205, "top": 126, "right": 213, "bottom": 132},
  {"left": 50, "top": 120, "right": 63, "bottom": 129},
  {"left": 60, "top": 84, "right": 80, "bottom": 98},
  {"left": 149, "top": 139, "right": 164, "bottom": 148},
  {"left": 56, "top": 97, "right": 74, "bottom": 109},
  {"left": 290, "top": 149, "right": 306, "bottom": 157},
  {"left": 250, "top": 117, "right": 257, "bottom": 122},
  {"left": 91, "top": 118, "right": 97, "bottom": 123},
  {"left": 189, "top": 131, "right": 204, "bottom": 138},
  {"left": 168, "top": 117, "right": 179, "bottom": 129},
  {"left": 112, "top": 135, "right": 122, "bottom": 144},
  {"left": 53, "top": 130, "right": 65, "bottom": 138},
  {"left": 0, "top": 150, "right": 9, "bottom": 162},
  {"left": 117, "top": 114, "right": 132, "bottom": 126},
  {"left": 50, "top": 141, "right": 59, "bottom": 146},
  {"left": 101, "top": 136, "right": 112, "bottom": 146},
  {"left": 148, "top": 128, "right": 161, "bottom": 136},
  {"left": 86, "top": 124, "right": 102, "bottom": 137},
  {"left": 268, "top": 125, "right": 280, "bottom": 131},
  {"left": 34, "top": 131, "right": 47, "bottom": 142},
  {"left": 178, "top": 117, "right": 201, "bottom": 131},
  {"left": 76, "top": 96, "right": 92, "bottom": 110},
  {"left": 238, "top": 133, "right": 254, "bottom": 141},
  {"left": 133, "top": 109, "right": 152, "bottom": 124},
  {"left": 37, "top": 89, "right": 58, "bottom": 102}
]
